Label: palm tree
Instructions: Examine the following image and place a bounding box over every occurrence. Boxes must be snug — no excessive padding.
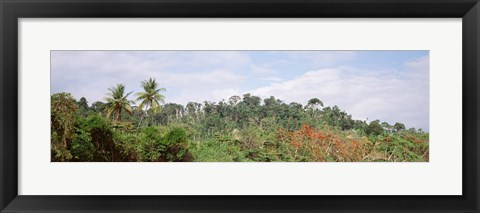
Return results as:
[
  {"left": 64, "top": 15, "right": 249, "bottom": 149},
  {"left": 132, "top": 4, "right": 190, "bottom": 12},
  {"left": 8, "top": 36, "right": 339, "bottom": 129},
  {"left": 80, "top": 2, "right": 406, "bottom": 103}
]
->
[
  {"left": 135, "top": 78, "right": 166, "bottom": 116},
  {"left": 104, "top": 84, "right": 134, "bottom": 122}
]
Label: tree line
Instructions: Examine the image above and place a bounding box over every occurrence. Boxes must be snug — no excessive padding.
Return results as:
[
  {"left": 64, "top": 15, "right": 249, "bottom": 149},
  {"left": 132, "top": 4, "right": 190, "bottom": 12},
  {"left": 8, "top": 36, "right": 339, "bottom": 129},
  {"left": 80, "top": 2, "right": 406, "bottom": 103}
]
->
[{"left": 51, "top": 78, "right": 429, "bottom": 162}]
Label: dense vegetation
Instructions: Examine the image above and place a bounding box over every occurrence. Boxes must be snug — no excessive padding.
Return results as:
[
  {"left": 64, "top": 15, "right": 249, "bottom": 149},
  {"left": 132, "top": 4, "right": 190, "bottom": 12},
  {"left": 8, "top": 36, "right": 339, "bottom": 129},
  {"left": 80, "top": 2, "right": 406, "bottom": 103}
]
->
[{"left": 51, "top": 78, "right": 429, "bottom": 162}]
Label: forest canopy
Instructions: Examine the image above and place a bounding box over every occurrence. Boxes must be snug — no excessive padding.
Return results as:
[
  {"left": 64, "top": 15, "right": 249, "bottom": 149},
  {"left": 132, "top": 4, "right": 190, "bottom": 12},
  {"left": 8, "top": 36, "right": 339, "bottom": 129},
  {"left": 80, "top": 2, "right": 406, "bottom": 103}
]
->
[{"left": 51, "top": 78, "right": 429, "bottom": 162}]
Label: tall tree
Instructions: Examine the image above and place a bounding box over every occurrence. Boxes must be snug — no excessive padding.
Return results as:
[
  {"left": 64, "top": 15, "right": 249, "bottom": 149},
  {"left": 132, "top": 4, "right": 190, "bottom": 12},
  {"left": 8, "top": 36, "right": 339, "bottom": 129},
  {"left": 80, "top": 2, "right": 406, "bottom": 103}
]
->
[
  {"left": 307, "top": 98, "right": 324, "bottom": 109},
  {"left": 367, "top": 120, "right": 384, "bottom": 136},
  {"left": 91, "top": 101, "right": 107, "bottom": 113},
  {"left": 306, "top": 98, "right": 324, "bottom": 117},
  {"left": 76, "top": 97, "right": 91, "bottom": 117},
  {"left": 78, "top": 97, "right": 89, "bottom": 110},
  {"left": 393, "top": 122, "right": 406, "bottom": 132},
  {"left": 136, "top": 78, "right": 166, "bottom": 116},
  {"left": 228, "top": 95, "right": 241, "bottom": 106},
  {"left": 104, "top": 83, "right": 134, "bottom": 122}
]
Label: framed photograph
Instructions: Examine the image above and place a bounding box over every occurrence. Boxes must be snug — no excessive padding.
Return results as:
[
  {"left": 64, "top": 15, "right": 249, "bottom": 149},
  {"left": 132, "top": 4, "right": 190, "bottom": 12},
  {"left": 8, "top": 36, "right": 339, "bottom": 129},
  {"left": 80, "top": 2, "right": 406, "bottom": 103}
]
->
[{"left": 1, "top": 0, "right": 478, "bottom": 212}]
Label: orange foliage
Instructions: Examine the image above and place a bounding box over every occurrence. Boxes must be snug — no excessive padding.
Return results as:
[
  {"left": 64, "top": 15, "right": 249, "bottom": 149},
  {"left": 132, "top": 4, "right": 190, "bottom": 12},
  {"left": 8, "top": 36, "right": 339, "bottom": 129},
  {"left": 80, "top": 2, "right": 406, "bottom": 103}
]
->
[{"left": 278, "top": 124, "right": 373, "bottom": 162}]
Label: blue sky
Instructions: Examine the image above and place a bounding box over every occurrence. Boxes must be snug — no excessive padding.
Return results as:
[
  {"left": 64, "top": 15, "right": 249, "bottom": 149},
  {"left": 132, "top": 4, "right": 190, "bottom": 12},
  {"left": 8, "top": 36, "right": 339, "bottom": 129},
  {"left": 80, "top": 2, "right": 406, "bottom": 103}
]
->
[{"left": 51, "top": 50, "right": 429, "bottom": 131}]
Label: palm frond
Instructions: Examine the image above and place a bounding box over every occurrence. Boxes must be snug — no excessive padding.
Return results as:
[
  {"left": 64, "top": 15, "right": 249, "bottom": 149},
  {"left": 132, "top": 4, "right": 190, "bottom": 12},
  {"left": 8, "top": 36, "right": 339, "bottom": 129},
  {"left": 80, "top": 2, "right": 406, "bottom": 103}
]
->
[
  {"left": 124, "top": 105, "right": 133, "bottom": 114},
  {"left": 135, "top": 78, "right": 167, "bottom": 115},
  {"left": 103, "top": 83, "right": 134, "bottom": 121},
  {"left": 155, "top": 88, "right": 166, "bottom": 93},
  {"left": 137, "top": 100, "right": 147, "bottom": 112}
]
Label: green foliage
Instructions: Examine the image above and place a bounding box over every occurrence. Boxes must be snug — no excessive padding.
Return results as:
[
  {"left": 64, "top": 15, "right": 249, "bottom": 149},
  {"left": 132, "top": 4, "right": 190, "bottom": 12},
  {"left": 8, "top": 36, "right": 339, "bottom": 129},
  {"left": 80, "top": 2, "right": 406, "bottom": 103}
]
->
[
  {"left": 136, "top": 78, "right": 166, "bottom": 115},
  {"left": 91, "top": 101, "right": 107, "bottom": 113},
  {"left": 236, "top": 126, "right": 265, "bottom": 160},
  {"left": 70, "top": 128, "right": 94, "bottom": 161},
  {"left": 162, "top": 127, "right": 190, "bottom": 161},
  {"left": 189, "top": 139, "right": 245, "bottom": 162},
  {"left": 372, "top": 132, "right": 429, "bottom": 162},
  {"left": 394, "top": 122, "right": 406, "bottom": 132},
  {"left": 132, "top": 126, "right": 192, "bottom": 162},
  {"left": 321, "top": 106, "right": 354, "bottom": 130},
  {"left": 81, "top": 114, "right": 116, "bottom": 161},
  {"left": 307, "top": 98, "right": 323, "bottom": 107},
  {"left": 51, "top": 93, "right": 77, "bottom": 161},
  {"left": 136, "top": 126, "right": 163, "bottom": 161},
  {"left": 104, "top": 84, "right": 134, "bottom": 121},
  {"left": 367, "top": 120, "right": 384, "bottom": 136},
  {"left": 112, "top": 131, "right": 140, "bottom": 161},
  {"left": 51, "top": 81, "right": 429, "bottom": 162}
]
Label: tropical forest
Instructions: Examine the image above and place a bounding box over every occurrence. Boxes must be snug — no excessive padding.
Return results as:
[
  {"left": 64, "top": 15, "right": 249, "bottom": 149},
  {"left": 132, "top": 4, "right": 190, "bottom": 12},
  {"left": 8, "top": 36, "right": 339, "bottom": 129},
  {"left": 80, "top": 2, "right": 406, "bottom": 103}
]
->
[{"left": 51, "top": 78, "right": 429, "bottom": 162}]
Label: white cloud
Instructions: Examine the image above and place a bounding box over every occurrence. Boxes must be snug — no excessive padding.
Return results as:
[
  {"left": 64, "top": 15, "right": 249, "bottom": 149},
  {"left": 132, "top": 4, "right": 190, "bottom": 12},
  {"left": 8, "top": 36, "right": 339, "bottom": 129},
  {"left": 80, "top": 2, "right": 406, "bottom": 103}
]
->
[
  {"left": 249, "top": 57, "right": 429, "bottom": 130},
  {"left": 258, "top": 76, "right": 283, "bottom": 82},
  {"left": 286, "top": 51, "right": 357, "bottom": 67},
  {"left": 154, "top": 69, "right": 245, "bottom": 87}
]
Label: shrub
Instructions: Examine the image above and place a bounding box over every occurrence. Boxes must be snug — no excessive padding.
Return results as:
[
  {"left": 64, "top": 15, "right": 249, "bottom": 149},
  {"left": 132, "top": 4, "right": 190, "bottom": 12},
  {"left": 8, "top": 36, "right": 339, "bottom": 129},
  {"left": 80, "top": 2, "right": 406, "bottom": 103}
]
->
[
  {"left": 278, "top": 124, "right": 373, "bottom": 162},
  {"left": 51, "top": 93, "right": 77, "bottom": 161},
  {"left": 70, "top": 128, "right": 94, "bottom": 161},
  {"left": 113, "top": 131, "right": 140, "bottom": 161},
  {"left": 81, "top": 114, "right": 116, "bottom": 161},
  {"left": 367, "top": 120, "right": 384, "bottom": 136},
  {"left": 136, "top": 126, "right": 192, "bottom": 162},
  {"left": 137, "top": 126, "right": 163, "bottom": 161},
  {"left": 189, "top": 139, "right": 245, "bottom": 162},
  {"left": 368, "top": 132, "right": 429, "bottom": 162},
  {"left": 163, "top": 128, "right": 192, "bottom": 161}
]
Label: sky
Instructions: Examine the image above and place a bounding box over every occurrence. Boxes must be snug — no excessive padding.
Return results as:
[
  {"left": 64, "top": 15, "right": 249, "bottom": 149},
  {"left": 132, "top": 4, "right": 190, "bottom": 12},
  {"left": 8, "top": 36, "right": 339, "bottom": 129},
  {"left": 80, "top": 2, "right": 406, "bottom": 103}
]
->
[{"left": 51, "top": 50, "right": 429, "bottom": 131}]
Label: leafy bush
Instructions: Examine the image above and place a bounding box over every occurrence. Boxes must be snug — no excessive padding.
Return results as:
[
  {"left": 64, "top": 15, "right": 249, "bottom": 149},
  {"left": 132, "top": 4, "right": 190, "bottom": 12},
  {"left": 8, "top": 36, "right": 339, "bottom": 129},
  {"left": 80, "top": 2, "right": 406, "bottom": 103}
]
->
[
  {"left": 81, "top": 114, "right": 116, "bottom": 161},
  {"left": 367, "top": 120, "right": 384, "bottom": 136},
  {"left": 51, "top": 93, "right": 77, "bottom": 161},
  {"left": 162, "top": 127, "right": 191, "bottom": 161},
  {"left": 113, "top": 131, "right": 140, "bottom": 161},
  {"left": 70, "top": 128, "right": 94, "bottom": 161},
  {"left": 136, "top": 126, "right": 163, "bottom": 161},
  {"left": 135, "top": 126, "right": 192, "bottom": 162},
  {"left": 189, "top": 139, "right": 245, "bottom": 162},
  {"left": 372, "top": 133, "right": 428, "bottom": 162}
]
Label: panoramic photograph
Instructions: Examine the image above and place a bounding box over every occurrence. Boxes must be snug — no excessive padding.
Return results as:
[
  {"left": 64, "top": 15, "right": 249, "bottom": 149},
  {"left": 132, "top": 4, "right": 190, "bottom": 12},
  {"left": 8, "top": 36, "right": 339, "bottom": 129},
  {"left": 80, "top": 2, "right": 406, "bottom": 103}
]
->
[{"left": 51, "top": 50, "right": 429, "bottom": 162}]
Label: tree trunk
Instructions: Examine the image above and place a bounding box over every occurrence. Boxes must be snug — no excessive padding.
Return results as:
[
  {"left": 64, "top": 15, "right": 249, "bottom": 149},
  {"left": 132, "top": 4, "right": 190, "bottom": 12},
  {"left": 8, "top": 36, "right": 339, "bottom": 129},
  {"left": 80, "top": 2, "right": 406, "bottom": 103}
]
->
[{"left": 116, "top": 107, "right": 122, "bottom": 122}]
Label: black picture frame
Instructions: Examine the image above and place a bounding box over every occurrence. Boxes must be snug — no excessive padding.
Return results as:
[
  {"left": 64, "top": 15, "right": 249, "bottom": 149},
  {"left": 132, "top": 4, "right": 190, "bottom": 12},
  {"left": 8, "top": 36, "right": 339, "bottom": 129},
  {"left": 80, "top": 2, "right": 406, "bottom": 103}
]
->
[{"left": 1, "top": 0, "right": 479, "bottom": 212}]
